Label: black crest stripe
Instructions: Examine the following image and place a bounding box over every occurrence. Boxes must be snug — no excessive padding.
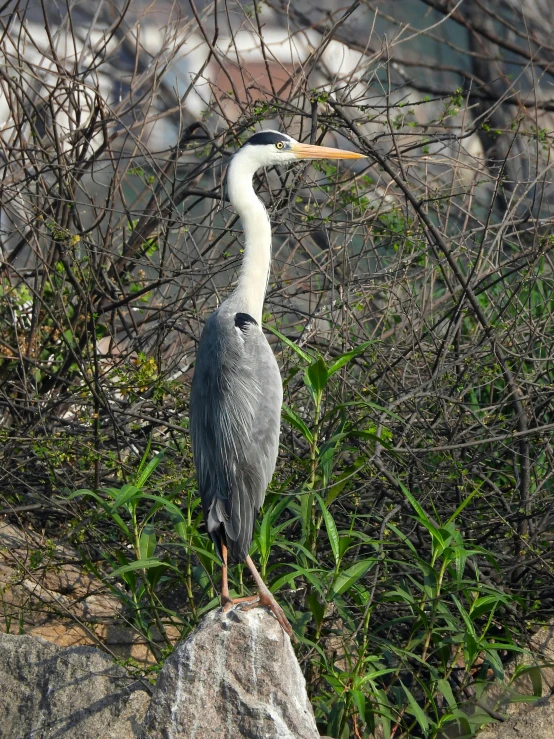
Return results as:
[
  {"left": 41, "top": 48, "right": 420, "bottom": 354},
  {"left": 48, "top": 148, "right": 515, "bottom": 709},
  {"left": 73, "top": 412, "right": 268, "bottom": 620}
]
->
[
  {"left": 244, "top": 132, "right": 289, "bottom": 147},
  {"left": 235, "top": 312, "right": 258, "bottom": 331}
]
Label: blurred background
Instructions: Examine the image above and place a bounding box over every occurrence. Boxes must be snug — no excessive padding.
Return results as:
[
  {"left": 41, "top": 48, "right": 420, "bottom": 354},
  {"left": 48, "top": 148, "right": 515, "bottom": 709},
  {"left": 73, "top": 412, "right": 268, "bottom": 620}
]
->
[{"left": 1, "top": 1, "right": 554, "bottom": 737}]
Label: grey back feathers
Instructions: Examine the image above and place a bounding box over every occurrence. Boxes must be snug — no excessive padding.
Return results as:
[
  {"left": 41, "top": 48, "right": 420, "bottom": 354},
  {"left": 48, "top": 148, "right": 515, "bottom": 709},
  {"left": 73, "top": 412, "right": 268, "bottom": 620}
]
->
[{"left": 189, "top": 305, "right": 282, "bottom": 564}]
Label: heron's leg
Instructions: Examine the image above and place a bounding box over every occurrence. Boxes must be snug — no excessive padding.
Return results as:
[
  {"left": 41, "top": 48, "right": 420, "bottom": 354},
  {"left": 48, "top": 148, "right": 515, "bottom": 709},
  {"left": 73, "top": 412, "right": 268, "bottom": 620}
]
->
[
  {"left": 243, "top": 555, "right": 293, "bottom": 637},
  {"left": 221, "top": 542, "right": 231, "bottom": 607},
  {"left": 221, "top": 543, "right": 258, "bottom": 611}
]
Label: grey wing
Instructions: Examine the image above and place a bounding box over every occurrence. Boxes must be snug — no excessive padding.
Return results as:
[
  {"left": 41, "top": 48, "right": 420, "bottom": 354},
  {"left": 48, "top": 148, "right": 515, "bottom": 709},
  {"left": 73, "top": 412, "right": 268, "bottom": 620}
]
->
[{"left": 189, "top": 310, "right": 282, "bottom": 563}]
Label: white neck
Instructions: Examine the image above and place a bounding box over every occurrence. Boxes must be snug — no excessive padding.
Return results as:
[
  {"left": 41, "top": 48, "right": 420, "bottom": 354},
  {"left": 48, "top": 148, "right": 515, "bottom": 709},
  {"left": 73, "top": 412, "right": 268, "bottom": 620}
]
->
[{"left": 226, "top": 153, "right": 272, "bottom": 325}]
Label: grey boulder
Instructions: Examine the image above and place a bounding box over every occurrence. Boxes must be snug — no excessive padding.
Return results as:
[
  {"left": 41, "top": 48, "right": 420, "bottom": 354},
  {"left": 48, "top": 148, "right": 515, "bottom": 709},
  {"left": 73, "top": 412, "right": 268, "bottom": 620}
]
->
[
  {"left": 477, "top": 697, "right": 554, "bottom": 739},
  {"left": 0, "top": 632, "right": 150, "bottom": 739},
  {"left": 141, "top": 606, "right": 319, "bottom": 739}
]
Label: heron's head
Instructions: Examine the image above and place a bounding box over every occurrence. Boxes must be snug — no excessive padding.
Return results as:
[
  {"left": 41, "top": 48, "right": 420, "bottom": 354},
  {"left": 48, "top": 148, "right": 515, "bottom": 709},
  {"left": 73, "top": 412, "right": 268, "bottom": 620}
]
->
[{"left": 234, "top": 130, "right": 365, "bottom": 172}]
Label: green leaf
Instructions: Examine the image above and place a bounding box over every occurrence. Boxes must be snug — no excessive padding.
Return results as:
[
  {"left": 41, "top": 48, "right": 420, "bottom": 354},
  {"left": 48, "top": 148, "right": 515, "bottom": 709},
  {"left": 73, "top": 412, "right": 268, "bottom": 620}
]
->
[
  {"left": 139, "top": 523, "right": 157, "bottom": 560},
  {"left": 397, "top": 479, "right": 428, "bottom": 521},
  {"left": 465, "top": 633, "right": 479, "bottom": 666},
  {"left": 437, "top": 706, "right": 472, "bottom": 731},
  {"left": 370, "top": 688, "right": 391, "bottom": 739},
  {"left": 350, "top": 430, "right": 394, "bottom": 449},
  {"left": 401, "top": 682, "right": 429, "bottom": 735},
  {"left": 281, "top": 404, "right": 313, "bottom": 444},
  {"left": 326, "top": 458, "right": 365, "bottom": 505},
  {"left": 455, "top": 547, "right": 467, "bottom": 584},
  {"left": 111, "top": 484, "right": 141, "bottom": 511},
  {"left": 332, "top": 400, "right": 402, "bottom": 422},
  {"left": 327, "top": 341, "right": 373, "bottom": 376},
  {"left": 188, "top": 544, "right": 222, "bottom": 565},
  {"left": 67, "top": 488, "right": 96, "bottom": 500},
  {"left": 471, "top": 595, "right": 501, "bottom": 621},
  {"left": 101, "top": 487, "right": 123, "bottom": 499},
  {"left": 484, "top": 642, "right": 523, "bottom": 652},
  {"left": 447, "top": 480, "right": 484, "bottom": 524},
  {"left": 135, "top": 451, "right": 164, "bottom": 488},
  {"left": 351, "top": 689, "right": 366, "bottom": 722},
  {"left": 513, "top": 665, "right": 543, "bottom": 697},
  {"left": 277, "top": 540, "right": 319, "bottom": 564},
  {"left": 263, "top": 324, "right": 314, "bottom": 363},
  {"left": 109, "top": 558, "right": 175, "bottom": 577},
  {"left": 62, "top": 328, "right": 77, "bottom": 347},
  {"left": 483, "top": 648, "right": 505, "bottom": 679},
  {"left": 387, "top": 523, "right": 418, "bottom": 554},
  {"left": 283, "top": 564, "right": 326, "bottom": 596},
  {"left": 135, "top": 435, "right": 153, "bottom": 478},
  {"left": 305, "top": 356, "right": 328, "bottom": 397},
  {"left": 331, "top": 559, "right": 373, "bottom": 597},
  {"left": 307, "top": 592, "right": 325, "bottom": 630},
  {"left": 319, "top": 433, "right": 349, "bottom": 487},
  {"left": 139, "top": 494, "right": 186, "bottom": 522},
  {"left": 452, "top": 595, "right": 476, "bottom": 636},
  {"left": 436, "top": 678, "right": 457, "bottom": 709},
  {"left": 67, "top": 489, "right": 130, "bottom": 536},
  {"left": 338, "top": 535, "right": 353, "bottom": 560},
  {"left": 173, "top": 519, "right": 188, "bottom": 540},
  {"left": 269, "top": 570, "right": 299, "bottom": 593},
  {"left": 360, "top": 399, "right": 403, "bottom": 421},
  {"left": 317, "top": 495, "right": 340, "bottom": 565},
  {"left": 256, "top": 505, "right": 274, "bottom": 564}
]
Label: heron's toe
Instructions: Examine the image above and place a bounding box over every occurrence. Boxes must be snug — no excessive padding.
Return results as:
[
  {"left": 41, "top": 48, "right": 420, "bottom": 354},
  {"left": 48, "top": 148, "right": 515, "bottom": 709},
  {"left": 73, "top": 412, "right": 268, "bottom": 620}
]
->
[
  {"left": 222, "top": 594, "right": 259, "bottom": 612},
  {"left": 256, "top": 591, "right": 294, "bottom": 638}
]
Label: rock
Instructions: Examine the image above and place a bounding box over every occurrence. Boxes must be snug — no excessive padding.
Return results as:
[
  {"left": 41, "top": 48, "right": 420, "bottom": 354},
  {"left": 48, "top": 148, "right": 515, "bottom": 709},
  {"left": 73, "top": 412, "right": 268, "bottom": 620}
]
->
[
  {"left": 477, "top": 619, "right": 554, "bottom": 727},
  {"left": 0, "top": 520, "right": 122, "bottom": 631},
  {"left": 0, "top": 521, "right": 177, "bottom": 664},
  {"left": 0, "top": 632, "right": 150, "bottom": 739},
  {"left": 477, "top": 697, "right": 554, "bottom": 738},
  {"left": 141, "top": 607, "right": 319, "bottom": 739},
  {"left": 475, "top": 621, "right": 554, "bottom": 737}
]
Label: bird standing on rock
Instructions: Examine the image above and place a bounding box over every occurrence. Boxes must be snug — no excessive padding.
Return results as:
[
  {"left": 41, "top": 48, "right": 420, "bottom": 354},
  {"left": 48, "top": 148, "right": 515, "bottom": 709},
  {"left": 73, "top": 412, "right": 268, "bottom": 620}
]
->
[{"left": 189, "top": 130, "right": 364, "bottom": 636}]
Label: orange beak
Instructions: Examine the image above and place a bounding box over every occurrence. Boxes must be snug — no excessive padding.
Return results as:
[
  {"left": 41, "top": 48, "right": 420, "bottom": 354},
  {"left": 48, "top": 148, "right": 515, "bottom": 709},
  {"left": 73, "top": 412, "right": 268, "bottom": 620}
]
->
[{"left": 290, "top": 142, "right": 365, "bottom": 160}]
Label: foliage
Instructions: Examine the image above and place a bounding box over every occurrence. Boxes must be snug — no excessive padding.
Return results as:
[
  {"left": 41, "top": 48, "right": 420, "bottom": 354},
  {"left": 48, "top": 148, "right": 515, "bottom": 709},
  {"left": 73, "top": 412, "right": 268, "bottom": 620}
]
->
[
  {"left": 1, "top": 0, "right": 554, "bottom": 737},
  {"left": 66, "top": 339, "right": 527, "bottom": 737}
]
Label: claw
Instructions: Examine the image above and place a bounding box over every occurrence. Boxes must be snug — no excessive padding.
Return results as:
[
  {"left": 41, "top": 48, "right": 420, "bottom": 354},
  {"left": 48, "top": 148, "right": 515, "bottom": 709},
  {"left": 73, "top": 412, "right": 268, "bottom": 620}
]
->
[
  {"left": 242, "top": 554, "right": 295, "bottom": 638},
  {"left": 221, "top": 594, "right": 259, "bottom": 612},
  {"left": 241, "top": 588, "right": 294, "bottom": 638},
  {"left": 220, "top": 549, "right": 294, "bottom": 638}
]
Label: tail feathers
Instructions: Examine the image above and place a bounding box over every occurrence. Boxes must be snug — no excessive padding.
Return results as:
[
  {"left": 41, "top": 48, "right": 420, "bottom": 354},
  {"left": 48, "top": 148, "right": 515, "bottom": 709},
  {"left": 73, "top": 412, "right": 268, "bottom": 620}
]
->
[
  {"left": 225, "top": 530, "right": 252, "bottom": 565},
  {"left": 207, "top": 498, "right": 228, "bottom": 533},
  {"left": 206, "top": 493, "right": 255, "bottom": 565},
  {"left": 209, "top": 525, "right": 251, "bottom": 565}
]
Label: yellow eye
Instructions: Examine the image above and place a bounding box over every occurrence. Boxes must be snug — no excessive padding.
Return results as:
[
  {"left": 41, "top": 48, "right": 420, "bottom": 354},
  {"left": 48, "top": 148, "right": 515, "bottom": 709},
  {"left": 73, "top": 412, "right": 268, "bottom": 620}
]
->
[{"left": 275, "top": 141, "right": 284, "bottom": 149}]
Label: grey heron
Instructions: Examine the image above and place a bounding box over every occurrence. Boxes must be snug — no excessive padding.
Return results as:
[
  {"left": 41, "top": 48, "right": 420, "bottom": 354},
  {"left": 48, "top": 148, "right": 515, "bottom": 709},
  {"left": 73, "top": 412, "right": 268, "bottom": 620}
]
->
[{"left": 189, "top": 130, "right": 364, "bottom": 636}]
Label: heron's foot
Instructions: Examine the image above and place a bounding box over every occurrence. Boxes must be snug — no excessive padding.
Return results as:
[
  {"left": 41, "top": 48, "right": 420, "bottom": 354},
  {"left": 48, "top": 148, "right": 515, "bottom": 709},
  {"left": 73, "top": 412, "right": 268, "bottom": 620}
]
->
[
  {"left": 221, "top": 594, "right": 259, "bottom": 613},
  {"left": 242, "top": 589, "right": 294, "bottom": 638}
]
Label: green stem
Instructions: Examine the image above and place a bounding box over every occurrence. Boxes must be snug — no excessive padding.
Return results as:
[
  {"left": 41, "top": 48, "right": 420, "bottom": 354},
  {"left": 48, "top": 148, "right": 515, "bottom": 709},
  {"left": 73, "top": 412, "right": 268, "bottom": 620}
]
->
[
  {"left": 307, "top": 395, "right": 322, "bottom": 557},
  {"left": 131, "top": 503, "right": 169, "bottom": 658},
  {"left": 185, "top": 495, "right": 198, "bottom": 621}
]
